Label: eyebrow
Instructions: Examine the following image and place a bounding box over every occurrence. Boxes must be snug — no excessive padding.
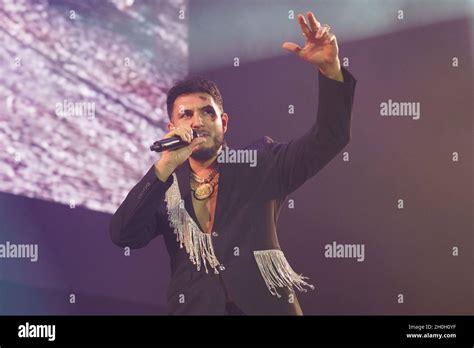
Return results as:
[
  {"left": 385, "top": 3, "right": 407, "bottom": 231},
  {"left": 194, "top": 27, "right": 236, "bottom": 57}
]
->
[{"left": 182, "top": 105, "right": 215, "bottom": 113}]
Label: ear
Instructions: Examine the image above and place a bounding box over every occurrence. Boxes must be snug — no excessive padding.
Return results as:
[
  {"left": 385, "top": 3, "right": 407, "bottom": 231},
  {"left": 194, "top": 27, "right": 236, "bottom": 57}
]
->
[
  {"left": 221, "top": 112, "right": 229, "bottom": 134},
  {"left": 167, "top": 121, "right": 175, "bottom": 132}
]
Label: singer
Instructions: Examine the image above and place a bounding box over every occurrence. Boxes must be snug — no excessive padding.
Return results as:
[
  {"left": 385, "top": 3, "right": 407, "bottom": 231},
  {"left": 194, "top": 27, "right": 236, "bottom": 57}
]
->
[{"left": 110, "top": 11, "right": 357, "bottom": 315}]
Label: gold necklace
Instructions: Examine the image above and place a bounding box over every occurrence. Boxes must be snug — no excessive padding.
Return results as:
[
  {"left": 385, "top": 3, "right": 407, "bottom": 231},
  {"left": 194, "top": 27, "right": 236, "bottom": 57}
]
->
[{"left": 190, "top": 168, "right": 219, "bottom": 200}]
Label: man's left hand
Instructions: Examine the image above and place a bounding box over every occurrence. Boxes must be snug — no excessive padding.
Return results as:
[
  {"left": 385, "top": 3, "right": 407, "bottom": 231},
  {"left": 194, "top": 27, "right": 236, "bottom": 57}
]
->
[{"left": 282, "top": 11, "right": 343, "bottom": 81}]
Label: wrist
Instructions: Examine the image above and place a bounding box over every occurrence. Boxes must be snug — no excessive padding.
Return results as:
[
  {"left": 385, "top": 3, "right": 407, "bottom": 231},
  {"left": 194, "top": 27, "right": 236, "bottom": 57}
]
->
[
  {"left": 154, "top": 160, "right": 175, "bottom": 182},
  {"left": 318, "top": 58, "right": 343, "bottom": 82}
]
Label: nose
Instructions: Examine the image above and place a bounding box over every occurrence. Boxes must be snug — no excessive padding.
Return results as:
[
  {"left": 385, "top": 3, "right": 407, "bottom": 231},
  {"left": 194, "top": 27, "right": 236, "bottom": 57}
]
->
[{"left": 191, "top": 112, "right": 204, "bottom": 128}]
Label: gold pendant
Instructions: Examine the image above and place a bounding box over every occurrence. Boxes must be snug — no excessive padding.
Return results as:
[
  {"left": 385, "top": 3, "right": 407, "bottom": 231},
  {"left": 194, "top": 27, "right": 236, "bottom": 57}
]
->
[{"left": 194, "top": 183, "right": 214, "bottom": 200}]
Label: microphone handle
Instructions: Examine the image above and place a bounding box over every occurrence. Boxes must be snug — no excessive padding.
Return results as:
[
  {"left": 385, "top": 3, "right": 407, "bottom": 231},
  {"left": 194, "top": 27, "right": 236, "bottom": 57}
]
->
[{"left": 150, "top": 130, "right": 200, "bottom": 153}]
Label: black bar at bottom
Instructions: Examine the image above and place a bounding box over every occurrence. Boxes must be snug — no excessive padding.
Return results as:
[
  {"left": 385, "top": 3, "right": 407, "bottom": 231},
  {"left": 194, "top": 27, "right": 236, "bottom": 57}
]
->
[{"left": 0, "top": 315, "right": 472, "bottom": 345}]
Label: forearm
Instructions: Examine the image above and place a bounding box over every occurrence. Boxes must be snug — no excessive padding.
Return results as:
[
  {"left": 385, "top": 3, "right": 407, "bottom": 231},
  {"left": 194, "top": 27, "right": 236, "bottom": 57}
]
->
[
  {"left": 261, "top": 67, "right": 356, "bottom": 198},
  {"left": 314, "top": 66, "right": 356, "bottom": 143},
  {"left": 109, "top": 165, "right": 173, "bottom": 248}
]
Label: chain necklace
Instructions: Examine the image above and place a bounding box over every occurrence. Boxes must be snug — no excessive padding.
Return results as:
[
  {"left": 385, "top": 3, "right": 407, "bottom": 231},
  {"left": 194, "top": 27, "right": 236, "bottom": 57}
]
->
[{"left": 190, "top": 167, "right": 219, "bottom": 200}]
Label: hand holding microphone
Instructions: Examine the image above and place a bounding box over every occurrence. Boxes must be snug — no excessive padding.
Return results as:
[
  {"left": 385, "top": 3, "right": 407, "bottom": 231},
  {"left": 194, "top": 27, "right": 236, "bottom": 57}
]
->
[
  {"left": 152, "top": 126, "right": 207, "bottom": 182},
  {"left": 150, "top": 128, "right": 205, "bottom": 152}
]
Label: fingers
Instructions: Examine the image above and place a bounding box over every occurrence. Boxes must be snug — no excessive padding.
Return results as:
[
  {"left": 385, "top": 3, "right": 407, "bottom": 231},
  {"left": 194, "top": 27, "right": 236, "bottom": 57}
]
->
[
  {"left": 168, "top": 126, "right": 193, "bottom": 143},
  {"left": 316, "top": 25, "right": 329, "bottom": 39},
  {"left": 307, "top": 11, "right": 320, "bottom": 32},
  {"left": 318, "top": 29, "right": 336, "bottom": 45},
  {"left": 297, "top": 14, "right": 311, "bottom": 37},
  {"left": 283, "top": 11, "right": 337, "bottom": 56},
  {"left": 282, "top": 42, "right": 303, "bottom": 55},
  {"left": 326, "top": 32, "right": 337, "bottom": 45},
  {"left": 190, "top": 137, "right": 207, "bottom": 152},
  {"left": 297, "top": 12, "right": 332, "bottom": 42}
]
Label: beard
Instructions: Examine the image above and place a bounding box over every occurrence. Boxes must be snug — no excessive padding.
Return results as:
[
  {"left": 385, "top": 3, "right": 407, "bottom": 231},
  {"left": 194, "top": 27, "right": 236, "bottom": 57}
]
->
[{"left": 191, "top": 131, "right": 224, "bottom": 161}]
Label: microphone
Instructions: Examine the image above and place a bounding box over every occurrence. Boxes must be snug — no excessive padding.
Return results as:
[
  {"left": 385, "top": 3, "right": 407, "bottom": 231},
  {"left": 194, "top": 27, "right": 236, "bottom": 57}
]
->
[{"left": 150, "top": 129, "right": 204, "bottom": 153}]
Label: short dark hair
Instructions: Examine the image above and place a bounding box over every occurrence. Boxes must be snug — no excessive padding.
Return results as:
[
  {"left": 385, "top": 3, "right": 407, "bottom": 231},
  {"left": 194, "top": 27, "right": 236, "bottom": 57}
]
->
[{"left": 166, "top": 76, "right": 224, "bottom": 120}]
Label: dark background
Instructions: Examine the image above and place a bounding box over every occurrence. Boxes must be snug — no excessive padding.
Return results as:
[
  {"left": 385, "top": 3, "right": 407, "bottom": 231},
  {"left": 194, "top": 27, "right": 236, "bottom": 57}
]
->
[{"left": 0, "top": 0, "right": 472, "bottom": 315}]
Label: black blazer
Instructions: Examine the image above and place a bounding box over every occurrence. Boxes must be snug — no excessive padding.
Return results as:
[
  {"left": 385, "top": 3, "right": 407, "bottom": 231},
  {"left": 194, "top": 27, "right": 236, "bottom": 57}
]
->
[{"left": 110, "top": 67, "right": 357, "bottom": 315}]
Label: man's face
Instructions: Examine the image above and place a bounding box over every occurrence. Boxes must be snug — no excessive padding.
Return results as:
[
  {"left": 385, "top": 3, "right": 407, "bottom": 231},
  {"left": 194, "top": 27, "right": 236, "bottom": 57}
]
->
[{"left": 169, "top": 93, "right": 228, "bottom": 161}]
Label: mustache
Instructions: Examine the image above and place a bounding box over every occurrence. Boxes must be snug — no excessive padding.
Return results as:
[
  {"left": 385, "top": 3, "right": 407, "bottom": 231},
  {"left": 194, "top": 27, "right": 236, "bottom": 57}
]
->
[{"left": 190, "top": 130, "right": 224, "bottom": 161}]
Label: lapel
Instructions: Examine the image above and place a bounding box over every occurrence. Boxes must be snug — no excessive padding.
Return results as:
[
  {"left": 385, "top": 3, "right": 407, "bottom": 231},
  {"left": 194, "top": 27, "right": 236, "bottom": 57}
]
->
[
  {"left": 174, "top": 159, "right": 195, "bottom": 223},
  {"left": 174, "top": 150, "right": 235, "bottom": 234}
]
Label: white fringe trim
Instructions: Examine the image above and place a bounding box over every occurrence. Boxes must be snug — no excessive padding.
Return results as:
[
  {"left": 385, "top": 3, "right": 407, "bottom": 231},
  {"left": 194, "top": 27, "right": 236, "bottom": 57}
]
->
[
  {"left": 165, "top": 173, "right": 222, "bottom": 274},
  {"left": 254, "top": 249, "right": 315, "bottom": 298}
]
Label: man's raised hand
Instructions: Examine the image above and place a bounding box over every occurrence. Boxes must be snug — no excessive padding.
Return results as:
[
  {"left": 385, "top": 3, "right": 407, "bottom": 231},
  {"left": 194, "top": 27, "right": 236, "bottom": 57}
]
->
[{"left": 282, "top": 11, "right": 343, "bottom": 81}]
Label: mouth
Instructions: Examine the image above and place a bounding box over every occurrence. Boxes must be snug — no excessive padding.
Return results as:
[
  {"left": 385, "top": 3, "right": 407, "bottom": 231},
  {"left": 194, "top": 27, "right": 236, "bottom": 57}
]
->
[{"left": 196, "top": 130, "right": 210, "bottom": 138}]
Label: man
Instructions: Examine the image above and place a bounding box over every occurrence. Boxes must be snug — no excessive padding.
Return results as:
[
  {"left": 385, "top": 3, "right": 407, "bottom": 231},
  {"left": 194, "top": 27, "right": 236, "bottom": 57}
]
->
[{"left": 110, "top": 11, "right": 357, "bottom": 315}]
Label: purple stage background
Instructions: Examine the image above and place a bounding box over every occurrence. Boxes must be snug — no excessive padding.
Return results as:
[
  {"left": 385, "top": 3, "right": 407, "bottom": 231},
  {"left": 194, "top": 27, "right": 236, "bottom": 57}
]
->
[{"left": 0, "top": 0, "right": 472, "bottom": 315}]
